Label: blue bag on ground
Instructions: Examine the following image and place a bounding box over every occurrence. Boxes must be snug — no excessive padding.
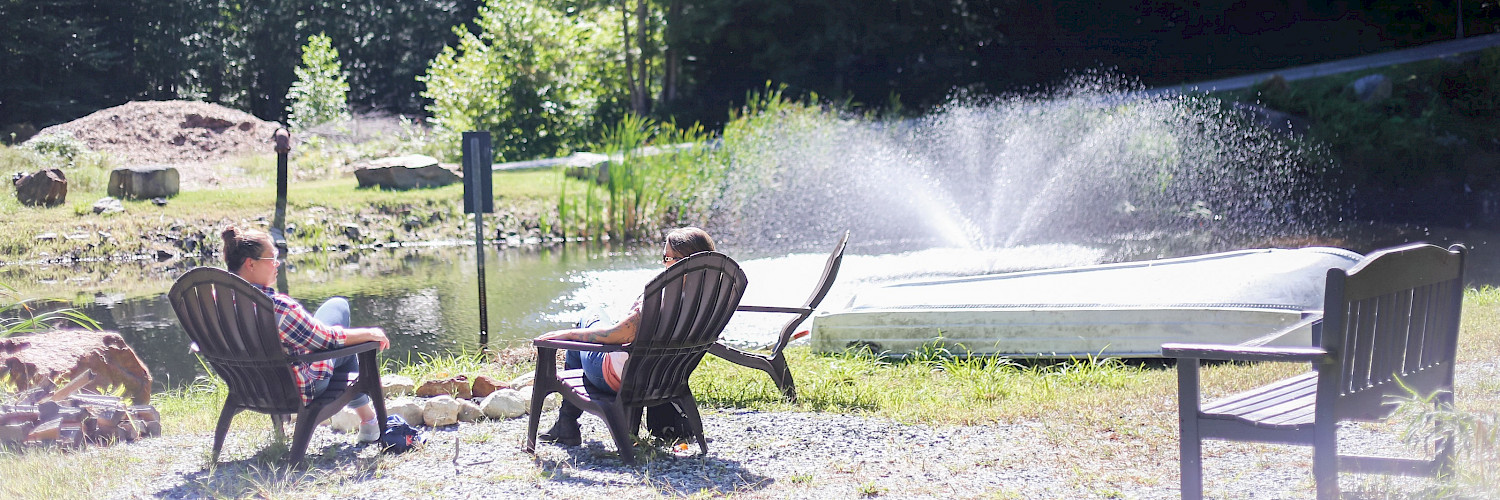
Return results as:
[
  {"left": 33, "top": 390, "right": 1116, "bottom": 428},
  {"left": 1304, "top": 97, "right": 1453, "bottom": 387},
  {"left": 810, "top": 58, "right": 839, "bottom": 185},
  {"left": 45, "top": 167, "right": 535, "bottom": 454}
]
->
[{"left": 380, "top": 415, "right": 426, "bottom": 454}]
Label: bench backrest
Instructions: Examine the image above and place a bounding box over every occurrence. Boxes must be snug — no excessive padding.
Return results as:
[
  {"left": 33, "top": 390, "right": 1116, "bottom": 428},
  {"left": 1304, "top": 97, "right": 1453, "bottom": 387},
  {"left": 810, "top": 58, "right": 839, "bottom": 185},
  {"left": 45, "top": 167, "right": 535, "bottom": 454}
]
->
[
  {"left": 619, "top": 252, "right": 748, "bottom": 407},
  {"left": 169, "top": 267, "right": 303, "bottom": 413},
  {"left": 1317, "top": 243, "right": 1465, "bottom": 421}
]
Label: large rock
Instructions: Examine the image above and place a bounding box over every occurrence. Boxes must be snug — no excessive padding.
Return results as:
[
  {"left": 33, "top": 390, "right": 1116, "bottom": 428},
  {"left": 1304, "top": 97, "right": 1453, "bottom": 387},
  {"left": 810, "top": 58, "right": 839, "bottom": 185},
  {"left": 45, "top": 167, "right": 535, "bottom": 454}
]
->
[
  {"left": 456, "top": 399, "right": 483, "bottom": 423},
  {"left": 91, "top": 197, "right": 125, "bottom": 214},
  {"left": 0, "top": 330, "right": 153, "bottom": 404},
  {"left": 353, "top": 155, "right": 459, "bottom": 190},
  {"left": 382, "top": 374, "right": 415, "bottom": 398},
  {"left": 107, "top": 165, "right": 179, "bottom": 199},
  {"left": 470, "top": 375, "right": 505, "bottom": 398},
  {"left": 1349, "top": 74, "right": 1392, "bottom": 103},
  {"left": 330, "top": 408, "right": 361, "bottom": 432},
  {"left": 13, "top": 168, "right": 67, "bottom": 207},
  {"left": 416, "top": 375, "right": 471, "bottom": 398},
  {"left": 480, "top": 389, "right": 527, "bottom": 419},
  {"left": 388, "top": 399, "right": 425, "bottom": 426},
  {"left": 422, "top": 395, "right": 460, "bottom": 427}
]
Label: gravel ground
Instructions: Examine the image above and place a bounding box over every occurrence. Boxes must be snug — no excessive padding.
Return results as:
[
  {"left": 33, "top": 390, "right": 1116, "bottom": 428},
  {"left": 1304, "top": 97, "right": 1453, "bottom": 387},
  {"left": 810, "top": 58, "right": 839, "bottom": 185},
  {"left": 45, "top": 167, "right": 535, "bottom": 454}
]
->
[{"left": 98, "top": 403, "right": 1457, "bottom": 499}]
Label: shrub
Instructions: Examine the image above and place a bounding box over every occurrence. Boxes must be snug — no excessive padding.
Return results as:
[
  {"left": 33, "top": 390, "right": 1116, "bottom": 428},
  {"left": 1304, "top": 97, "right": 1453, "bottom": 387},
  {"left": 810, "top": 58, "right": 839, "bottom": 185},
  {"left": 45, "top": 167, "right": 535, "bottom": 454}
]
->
[
  {"left": 420, "top": 0, "right": 622, "bottom": 162},
  {"left": 286, "top": 34, "right": 352, "bottom": 132}
]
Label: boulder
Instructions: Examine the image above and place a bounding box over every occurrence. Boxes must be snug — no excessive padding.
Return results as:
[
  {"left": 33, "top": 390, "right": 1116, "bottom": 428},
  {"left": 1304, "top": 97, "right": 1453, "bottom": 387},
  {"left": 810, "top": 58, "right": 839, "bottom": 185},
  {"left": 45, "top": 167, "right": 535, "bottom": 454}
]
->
[
  {"left": 107, "top": 165, "right": 179, "bottom": 199},
  {"left": 416, "top": 375, "right": 471, "bottom": 399},
  {"left": 92, "top": 197, "right": 124, "bottom": 214},
  {"left": 353, "top": 155, "right": 459, "bottom": 190},
  {"left": 382, "top": 375, "right": 415, "bottom": 398},
  {"left": 0, "top": 330, "right": 153, "bottom": 404},
  {"left": 1349, "top": 74, "right": 1392, "bottom": 103},
  {"left": 13, "top": 168, "right": 67, "bottom": 207},
  {"left": 388, "top": 399, "right": 425, "bottom": 426},
  {"left": 457, "top": 399, "right": 483, "bottom": 422},
  {"left": 480, "top": 389, "right": 527, "bottom": 419},
  {"left": 422, "top": 395, "right": 460, "bottom": 427},
  {"left": 330, "top": 408, "right": 361, "bottom": 432},
  {"left": 470, "top": 375, "right": 505, "bottom": 398}
]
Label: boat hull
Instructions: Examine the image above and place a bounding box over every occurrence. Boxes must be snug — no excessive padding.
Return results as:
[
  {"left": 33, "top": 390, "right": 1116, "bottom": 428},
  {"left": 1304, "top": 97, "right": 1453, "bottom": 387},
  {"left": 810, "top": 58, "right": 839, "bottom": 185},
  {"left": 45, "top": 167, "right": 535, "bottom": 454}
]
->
[{"left": 810, "top": 247, "right": 1362, "bottom": 358}]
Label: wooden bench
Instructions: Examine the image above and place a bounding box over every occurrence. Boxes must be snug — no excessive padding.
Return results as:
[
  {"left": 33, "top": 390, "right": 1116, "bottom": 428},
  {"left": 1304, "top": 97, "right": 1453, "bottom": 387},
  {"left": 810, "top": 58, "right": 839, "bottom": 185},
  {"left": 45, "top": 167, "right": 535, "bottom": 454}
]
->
[{"left": 1162, "top": 243, "right": 1466, "bottom": 499}]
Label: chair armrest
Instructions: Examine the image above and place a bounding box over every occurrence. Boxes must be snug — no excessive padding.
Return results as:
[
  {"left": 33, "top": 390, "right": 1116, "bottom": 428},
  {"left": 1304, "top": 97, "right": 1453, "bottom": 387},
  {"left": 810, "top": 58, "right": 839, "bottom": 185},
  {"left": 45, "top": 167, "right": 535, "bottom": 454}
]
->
[
  {"left": 292, "top": 341, "right": 381, "bottom": 363},
  {"left": 532, "top": 339, "right": 628, "bottom": 352},
  {"left": 736, "top": 305, "right": 815, "bottom": 315},
  {"left": 1161, "top": 343, "right": 1328, "bottom": 363}
]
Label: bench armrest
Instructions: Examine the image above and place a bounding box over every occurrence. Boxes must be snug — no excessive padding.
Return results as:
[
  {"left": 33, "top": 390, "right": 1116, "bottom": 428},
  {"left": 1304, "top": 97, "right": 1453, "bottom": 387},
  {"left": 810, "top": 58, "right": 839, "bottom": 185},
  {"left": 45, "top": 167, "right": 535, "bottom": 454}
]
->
[
  {"left": 532, "top": 339, "right": 628, "bottom": 353},
  {"left": 292, "top": 341, "right": 381, "bottom": 363},
  {"left": 1161, "top": 343, "right": 1328, "bottom": 363},
  {"left": 736, "top": 305, "right": 815, "bottom": 315}
]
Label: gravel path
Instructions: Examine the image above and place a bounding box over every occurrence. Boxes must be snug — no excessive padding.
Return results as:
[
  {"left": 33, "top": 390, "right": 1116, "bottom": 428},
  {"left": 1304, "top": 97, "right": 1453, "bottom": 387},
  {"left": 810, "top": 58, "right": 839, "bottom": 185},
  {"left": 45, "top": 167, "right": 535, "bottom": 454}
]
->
[{"left": 99, "top": 404, "right": 1456, "bottom": 499}]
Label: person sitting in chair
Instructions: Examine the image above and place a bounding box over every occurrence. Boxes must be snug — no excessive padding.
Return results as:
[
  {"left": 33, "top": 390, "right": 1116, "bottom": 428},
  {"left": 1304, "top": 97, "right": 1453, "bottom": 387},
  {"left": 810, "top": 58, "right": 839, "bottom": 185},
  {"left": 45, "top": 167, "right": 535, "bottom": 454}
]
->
[
  {"left": 534, "top": 226, "right": 716, "bottom": 445},
  {"left": 221, "top": 225, "right": 390, "bottom": 442}
]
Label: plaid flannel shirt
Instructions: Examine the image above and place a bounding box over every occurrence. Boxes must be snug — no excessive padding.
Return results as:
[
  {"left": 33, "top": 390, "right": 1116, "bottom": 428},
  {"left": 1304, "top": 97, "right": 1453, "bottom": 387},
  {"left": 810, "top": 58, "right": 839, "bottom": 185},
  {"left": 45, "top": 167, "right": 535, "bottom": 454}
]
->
[{"left": 252, "top": 284, "right": 346, "bottom": 405}]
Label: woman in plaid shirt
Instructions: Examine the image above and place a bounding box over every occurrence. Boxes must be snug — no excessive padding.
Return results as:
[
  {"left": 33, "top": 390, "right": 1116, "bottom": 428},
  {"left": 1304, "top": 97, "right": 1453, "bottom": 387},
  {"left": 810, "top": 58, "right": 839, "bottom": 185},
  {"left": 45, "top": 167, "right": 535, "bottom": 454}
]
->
[{"left": 222, "top": 226, "right": 390, "bottom": 442}]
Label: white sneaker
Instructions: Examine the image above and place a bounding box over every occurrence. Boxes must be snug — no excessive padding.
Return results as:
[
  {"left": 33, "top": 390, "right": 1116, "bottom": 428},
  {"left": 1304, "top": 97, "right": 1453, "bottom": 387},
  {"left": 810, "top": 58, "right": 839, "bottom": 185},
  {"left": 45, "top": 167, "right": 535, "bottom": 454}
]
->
[{"left": 357, "top": 420, "right": 380, "bottom": 443}]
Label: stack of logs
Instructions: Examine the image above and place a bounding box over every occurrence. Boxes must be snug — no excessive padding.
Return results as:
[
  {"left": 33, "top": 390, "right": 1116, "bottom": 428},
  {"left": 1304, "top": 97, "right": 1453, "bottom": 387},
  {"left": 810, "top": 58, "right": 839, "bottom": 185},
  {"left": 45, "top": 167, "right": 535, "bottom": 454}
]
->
[{"left": 0, "top": 369, "right": 161, "bottom": 449}]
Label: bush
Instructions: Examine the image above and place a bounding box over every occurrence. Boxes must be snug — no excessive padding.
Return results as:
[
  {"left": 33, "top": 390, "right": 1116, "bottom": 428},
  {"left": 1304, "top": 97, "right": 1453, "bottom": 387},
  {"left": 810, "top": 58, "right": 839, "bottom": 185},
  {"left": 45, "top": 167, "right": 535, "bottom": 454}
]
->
[
  {"left": 286, "top": 34, "right": 352, "bottom": 132},
  {"left": 420, "top": 0, "right": 622, "bottom": 162}
]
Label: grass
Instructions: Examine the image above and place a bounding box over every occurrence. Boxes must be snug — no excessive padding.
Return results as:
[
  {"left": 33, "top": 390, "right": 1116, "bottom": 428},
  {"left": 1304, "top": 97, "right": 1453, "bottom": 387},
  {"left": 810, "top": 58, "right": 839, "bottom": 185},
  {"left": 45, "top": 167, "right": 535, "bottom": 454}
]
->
[{"left": 2, "top": 290, "right": 1497, "bottom": 498}]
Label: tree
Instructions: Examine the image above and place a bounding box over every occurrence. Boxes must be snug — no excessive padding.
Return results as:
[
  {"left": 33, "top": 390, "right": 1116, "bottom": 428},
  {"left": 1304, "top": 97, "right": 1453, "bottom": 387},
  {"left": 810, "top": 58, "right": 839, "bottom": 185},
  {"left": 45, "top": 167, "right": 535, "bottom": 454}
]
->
[
  {"left": 286, "top": 33, "right": 352, "bottom": 131},
  {"left": 421, "top": 0, "right": 623, "bottom": 161}
]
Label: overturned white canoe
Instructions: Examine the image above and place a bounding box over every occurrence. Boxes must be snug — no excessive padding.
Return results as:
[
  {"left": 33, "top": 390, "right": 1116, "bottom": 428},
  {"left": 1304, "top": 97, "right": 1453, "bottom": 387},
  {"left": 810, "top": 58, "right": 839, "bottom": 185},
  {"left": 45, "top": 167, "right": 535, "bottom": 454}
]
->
[{"left": 810, "top": 247, "right": 1363, "bottom": 358}]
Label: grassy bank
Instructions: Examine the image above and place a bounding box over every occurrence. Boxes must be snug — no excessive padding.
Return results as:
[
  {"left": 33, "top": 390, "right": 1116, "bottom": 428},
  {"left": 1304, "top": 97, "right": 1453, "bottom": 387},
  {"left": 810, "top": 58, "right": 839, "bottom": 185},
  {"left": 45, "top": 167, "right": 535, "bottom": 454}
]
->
[{"left": 4, "top": 289, "right": 1497, "bottom": 498}]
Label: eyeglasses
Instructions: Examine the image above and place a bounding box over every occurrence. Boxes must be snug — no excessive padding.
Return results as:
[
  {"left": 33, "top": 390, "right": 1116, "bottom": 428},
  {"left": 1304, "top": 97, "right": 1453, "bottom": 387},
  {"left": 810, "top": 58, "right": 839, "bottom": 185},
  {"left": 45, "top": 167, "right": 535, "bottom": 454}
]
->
[{"left": 250, "top": 256, "right": 280, "bottom": 266}]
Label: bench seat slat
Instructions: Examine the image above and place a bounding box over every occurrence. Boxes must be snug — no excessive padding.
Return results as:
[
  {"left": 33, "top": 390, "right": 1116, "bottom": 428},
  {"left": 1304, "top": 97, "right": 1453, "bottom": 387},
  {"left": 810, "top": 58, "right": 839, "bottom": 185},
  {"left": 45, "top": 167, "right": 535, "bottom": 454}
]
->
[{"left": 1202, "top": 372, "right": 1318, "bottom": 428}]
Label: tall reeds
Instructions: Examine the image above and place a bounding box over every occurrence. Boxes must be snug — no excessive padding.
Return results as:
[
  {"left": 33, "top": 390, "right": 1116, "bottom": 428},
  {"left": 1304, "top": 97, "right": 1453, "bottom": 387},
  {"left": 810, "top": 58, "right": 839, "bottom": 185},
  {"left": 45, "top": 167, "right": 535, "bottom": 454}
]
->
[{"left": 555, "top": 114, "right": 723, "bottom": 241}]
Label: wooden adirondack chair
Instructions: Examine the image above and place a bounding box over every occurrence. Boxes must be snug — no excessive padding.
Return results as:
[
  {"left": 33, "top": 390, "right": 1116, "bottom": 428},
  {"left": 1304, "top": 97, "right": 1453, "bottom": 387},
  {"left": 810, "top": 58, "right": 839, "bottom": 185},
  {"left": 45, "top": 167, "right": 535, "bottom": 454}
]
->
[
  {"left": 708, "top": 231, "right": 848, "bottom": 402},
  {"left": 1163, "top": 243, "right": 1465, "bottom": 499},
  {"left": 524, "top": 252, "right": 748, "bottom": 465},
  {"left": 168, "top": 267, "right": 388, "bottom": 463}
]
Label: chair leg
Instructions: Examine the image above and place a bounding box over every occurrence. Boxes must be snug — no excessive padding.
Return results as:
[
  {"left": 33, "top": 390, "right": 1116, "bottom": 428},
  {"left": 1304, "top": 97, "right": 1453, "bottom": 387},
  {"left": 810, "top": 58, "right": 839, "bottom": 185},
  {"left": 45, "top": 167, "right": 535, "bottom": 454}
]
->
[
  {"left": 523, "top": 386, "right": 551, "bottom": 454},
  {"left": 288, "top": 407, "right": 319, "bottom": 464},
  {"left": 601, "top": 404, "right": 637, "bottom": 465},
  {"left": 769, "top": 354, "right": 797, "bottom": 402},
  {"left": 1177, "top": 358, "right": 1203, "bottom": 500},
  {"left": 677, "top": 393, "right": 708, "bottom": 456},
  {"left": 211, "top": 404, "right": 241, "bottom": 463},
  {"left": 269, "top": 414, "right": 288, "bottom": 443},
  {"left": 1313, "top": 424, "right": 1339, "bottom": 500}
]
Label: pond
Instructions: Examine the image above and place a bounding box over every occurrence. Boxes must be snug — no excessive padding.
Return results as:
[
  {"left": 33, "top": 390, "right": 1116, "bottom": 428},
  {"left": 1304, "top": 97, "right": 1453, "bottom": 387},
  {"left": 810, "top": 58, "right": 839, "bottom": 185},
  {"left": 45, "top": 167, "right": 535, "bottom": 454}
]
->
[{"left": 43, "top": 221, "right": 1500, "bottom": 392}]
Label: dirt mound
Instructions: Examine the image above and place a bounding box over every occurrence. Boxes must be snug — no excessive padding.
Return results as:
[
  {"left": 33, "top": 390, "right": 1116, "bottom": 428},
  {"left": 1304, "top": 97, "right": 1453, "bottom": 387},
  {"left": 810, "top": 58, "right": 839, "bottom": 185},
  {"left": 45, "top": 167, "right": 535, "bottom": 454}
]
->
[{"left": 33, "top": 100, "right": 280, "bottom": 167}]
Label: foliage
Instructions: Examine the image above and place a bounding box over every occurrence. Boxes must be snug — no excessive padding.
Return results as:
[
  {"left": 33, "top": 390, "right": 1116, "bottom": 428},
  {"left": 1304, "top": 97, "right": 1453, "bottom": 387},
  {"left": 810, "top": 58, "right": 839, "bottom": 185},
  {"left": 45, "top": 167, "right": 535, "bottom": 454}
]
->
[
  {"left": 1234, "top": 47, "right": 1500, "bottom": 214},
  {"left": 286, "top": 34, "right": 351, "bottom": 132},
  {"left": 555, "top": 114, "right": 723, "bottom": 240},
  {"left": 1, "top": 283, "right": 100, "bottom": 337},
  {"left": 1390, "top": 384, "right": 1500, "bottom": 497},
  {"left": 421, "top": 0, "right": 624, "bottom": 162}
]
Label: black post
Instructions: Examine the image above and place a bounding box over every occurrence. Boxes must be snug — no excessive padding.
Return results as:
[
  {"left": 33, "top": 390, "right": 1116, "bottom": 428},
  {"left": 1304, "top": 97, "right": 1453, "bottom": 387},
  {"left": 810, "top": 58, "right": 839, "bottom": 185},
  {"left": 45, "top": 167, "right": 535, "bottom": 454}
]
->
[
  {"left": 272, "top": 128, "right": 291, "bottom": 250},
  {"left": 462, "top": 132, "right": 494, "bottom": 348},
  {"left": 273, "top": 128, "right": 291, "bottom": 294}
]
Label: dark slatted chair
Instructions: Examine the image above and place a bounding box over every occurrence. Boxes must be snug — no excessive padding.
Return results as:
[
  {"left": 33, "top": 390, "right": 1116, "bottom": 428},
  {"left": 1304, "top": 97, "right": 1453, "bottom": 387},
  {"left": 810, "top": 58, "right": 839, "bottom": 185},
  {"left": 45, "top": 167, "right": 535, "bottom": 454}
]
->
[
  {"left": 1163, "top": 243, "right": 1465, "bottom": 499},
  {"left": 709, "top": 230, "right": 848, "bottom": 401},
  {"left": 168, "top": 267, "right": 387, "bottom": 463},
  {"left": 524, "top": 252, "right": 748, "bottom": 465}
]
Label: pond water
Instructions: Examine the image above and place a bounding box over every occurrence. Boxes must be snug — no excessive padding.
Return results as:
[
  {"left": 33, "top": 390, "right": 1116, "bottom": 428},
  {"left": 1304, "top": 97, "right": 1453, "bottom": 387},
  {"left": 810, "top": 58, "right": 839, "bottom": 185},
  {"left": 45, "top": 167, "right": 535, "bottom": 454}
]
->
[{"left": 53, "top": 221, "right": 1500, "bottom": 392}]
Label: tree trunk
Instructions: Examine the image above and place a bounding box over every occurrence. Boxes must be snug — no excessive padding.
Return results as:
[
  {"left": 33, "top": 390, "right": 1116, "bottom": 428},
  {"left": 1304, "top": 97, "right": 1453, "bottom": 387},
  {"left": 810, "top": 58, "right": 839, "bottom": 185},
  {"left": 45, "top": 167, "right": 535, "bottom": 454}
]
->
[
  {"left": 662, "top": 0, "right": 681, "bottom": 105},
  {"left": 622, "top": 2, "right": 641, "bottom": 114},
  {"left": 636, "top": 0, "right": 652, "bottom": 113}
]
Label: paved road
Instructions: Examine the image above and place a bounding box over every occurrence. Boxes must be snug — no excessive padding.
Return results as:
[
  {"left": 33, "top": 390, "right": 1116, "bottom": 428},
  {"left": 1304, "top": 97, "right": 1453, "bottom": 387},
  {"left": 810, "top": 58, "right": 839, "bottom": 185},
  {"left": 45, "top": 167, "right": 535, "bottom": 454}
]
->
[{"left": 1147, "top": 32, "right": 1500, "bottom": 96}]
